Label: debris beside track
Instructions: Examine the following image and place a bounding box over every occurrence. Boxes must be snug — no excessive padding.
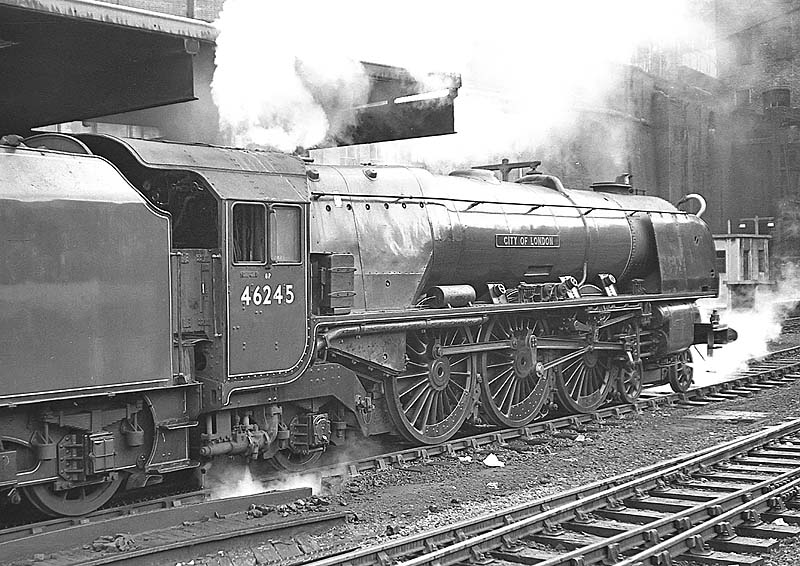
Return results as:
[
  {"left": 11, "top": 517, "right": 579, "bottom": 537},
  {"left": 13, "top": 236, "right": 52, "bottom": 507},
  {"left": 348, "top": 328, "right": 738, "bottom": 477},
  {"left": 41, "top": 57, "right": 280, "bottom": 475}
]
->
[
  {"left": 88, "top": 534, "right": 135, "bottom": 553},
  {"left": 245, "top": 495, "right": 331, "bottom": 519},
  {"left": 5, "top": 493, "right": 345, "bottom": 566}
]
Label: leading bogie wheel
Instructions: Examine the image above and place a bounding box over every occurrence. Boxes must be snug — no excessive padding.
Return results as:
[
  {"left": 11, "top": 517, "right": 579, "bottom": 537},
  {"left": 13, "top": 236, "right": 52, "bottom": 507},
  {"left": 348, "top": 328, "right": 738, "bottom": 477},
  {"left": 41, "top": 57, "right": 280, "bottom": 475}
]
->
[
  {"left": 385, "top": 327, "right": 477, "bottom": 444},
  {"left": 615, "top": 359, "right": 643, "bottom": 404},
  {"left": 479, "top": 315, "right": 553, "bottom": 428},
  {"left": 668, "top": 350, "right": 694, "bottom": 393}
]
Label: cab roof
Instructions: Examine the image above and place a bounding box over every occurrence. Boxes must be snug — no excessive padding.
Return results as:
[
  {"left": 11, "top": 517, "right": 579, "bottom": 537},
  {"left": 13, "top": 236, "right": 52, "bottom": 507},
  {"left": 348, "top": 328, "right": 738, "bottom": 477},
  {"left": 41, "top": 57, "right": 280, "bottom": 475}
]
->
[{"left": 77, "top": 134, "right": 310, "bottom": 203}]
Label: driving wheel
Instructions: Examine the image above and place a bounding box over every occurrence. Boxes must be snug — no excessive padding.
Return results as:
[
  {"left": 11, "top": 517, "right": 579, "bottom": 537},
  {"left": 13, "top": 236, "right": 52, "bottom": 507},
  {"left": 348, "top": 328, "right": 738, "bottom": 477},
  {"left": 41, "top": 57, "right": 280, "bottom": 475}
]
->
[
  {"left": 385, "top": 327, "right": 477, "bottom": 444},
  {"left": 479, "top": 315, "right": 553, "bottom": 427},
  {"left": 555, "top": 348, "right": 614, "bottom": 413}
]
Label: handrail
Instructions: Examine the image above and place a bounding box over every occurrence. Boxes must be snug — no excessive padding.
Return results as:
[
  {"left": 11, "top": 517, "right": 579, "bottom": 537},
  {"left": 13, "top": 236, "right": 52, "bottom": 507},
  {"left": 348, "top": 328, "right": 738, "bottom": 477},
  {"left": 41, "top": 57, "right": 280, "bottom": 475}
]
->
[
  {"left": 170, "top": 251, "right": 184, "bottom": 380},
  {"left": 309, "top": 191, "right": 688, "bottom": 216},
  {"left": 210, "top": 253, "right": 223, "bottom": 338}
]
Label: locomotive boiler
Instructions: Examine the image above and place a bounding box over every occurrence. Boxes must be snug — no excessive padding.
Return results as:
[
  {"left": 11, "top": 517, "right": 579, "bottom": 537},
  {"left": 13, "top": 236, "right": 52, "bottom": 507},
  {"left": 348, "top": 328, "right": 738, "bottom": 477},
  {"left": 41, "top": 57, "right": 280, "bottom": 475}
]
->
[{"left": 0, "top": 133, "right": 734, "bottom": 517}]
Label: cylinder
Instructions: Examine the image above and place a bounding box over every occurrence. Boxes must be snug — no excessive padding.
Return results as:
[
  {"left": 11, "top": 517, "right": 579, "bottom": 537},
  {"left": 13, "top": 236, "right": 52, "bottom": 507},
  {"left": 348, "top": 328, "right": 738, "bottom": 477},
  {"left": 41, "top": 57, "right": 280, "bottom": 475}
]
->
[{"left": 426, "top": 285, "right": 477, "bottom": 307}]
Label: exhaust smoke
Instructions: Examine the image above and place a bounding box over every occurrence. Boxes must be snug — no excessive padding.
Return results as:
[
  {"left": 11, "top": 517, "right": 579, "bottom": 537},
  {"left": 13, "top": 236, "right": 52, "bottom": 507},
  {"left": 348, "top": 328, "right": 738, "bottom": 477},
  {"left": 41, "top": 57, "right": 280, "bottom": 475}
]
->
[{"left": 212, "top": 1, "right": 713, "bottom": 159}]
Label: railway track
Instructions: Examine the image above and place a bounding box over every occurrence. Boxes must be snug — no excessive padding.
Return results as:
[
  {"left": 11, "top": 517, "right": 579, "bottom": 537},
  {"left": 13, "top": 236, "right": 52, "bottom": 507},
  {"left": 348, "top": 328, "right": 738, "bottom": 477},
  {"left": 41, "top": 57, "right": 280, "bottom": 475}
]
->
[
  {"left": 0, "top": 488, "right": 347, "bottom": 565},
  {"left": 781, "top": 316, "right": 800, "bottom": 334},
  {"left": 306, "top": 417, "right": 800, "bottom": 566},
  {"left": 306, "top": 345, "right": 800, "bottom": 479},
  {"left": 5, "top": 345, "right": 800, "bottom": 565}
]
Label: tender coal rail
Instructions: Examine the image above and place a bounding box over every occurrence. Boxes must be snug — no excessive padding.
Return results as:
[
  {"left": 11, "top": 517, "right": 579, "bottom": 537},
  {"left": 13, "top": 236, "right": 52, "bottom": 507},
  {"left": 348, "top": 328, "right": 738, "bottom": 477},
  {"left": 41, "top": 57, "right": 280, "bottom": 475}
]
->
[{"left": 306, "top": 418, "right": 800, "bottom": 566}]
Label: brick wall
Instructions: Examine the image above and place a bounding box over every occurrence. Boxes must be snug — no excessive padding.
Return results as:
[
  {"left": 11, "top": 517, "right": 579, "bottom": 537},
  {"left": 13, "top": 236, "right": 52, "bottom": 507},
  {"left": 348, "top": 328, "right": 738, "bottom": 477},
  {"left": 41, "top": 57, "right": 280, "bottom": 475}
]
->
[
  {"left": 104, "top": 0, "right": 226, "bottom": 21},
  {"left": 713, "top": 0, "right": 800, "bottom": 251},
  {"left": 717, "top": 0, "right": 800, "bottom": 112}
]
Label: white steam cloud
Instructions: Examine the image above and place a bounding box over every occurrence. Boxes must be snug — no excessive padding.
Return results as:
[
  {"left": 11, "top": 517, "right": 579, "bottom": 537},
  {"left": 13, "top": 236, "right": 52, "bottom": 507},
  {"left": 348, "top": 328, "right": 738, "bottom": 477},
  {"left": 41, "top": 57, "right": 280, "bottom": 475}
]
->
[
  {"left": 212, "top": 0, "right": 713, "bottom": 156},
  {"left": 695, "top": 263, "right": 800, "bottom": 378},
  {"left": 211, "top": 1, "right": 370, "bottom": 151},
  {"left": 205, "top": 461, "right": 321, "bottom": 500}
]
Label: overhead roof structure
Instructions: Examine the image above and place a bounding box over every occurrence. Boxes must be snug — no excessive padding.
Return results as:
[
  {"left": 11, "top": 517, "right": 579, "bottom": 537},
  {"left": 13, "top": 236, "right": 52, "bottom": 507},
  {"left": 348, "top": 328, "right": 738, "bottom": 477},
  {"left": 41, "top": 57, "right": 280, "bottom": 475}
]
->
[
  {"left": 0, "top": 0, "right": 217, "bottom": 133},
  {"left": 0, "top": 0, "right": 217, "bottom": 39},
  {"left": 0, "top": 0, "right": 460, "bottom": 146}
]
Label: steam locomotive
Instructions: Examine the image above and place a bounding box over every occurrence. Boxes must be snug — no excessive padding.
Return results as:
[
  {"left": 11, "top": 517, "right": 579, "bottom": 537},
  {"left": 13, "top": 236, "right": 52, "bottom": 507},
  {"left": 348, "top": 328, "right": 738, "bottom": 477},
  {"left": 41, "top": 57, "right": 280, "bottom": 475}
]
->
[{"left": 0, "top": 132, "right": 733, "bottom": 517}]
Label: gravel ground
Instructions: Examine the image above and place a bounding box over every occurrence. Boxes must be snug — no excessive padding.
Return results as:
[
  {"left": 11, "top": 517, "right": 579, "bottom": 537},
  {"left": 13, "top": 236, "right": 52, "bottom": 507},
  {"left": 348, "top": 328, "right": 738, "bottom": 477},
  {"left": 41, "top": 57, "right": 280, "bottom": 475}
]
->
[
  {"left": 186, "top": 338, "right": 800, "bottom": 566},
  {"left": 323, "top": 388, "right": 800, "bottom": 554}
]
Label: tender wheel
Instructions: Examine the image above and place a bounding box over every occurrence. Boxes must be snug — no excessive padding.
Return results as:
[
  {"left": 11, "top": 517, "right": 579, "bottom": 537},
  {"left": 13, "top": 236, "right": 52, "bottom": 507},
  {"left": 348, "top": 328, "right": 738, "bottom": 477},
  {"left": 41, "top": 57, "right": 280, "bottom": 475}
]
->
[
  {"left": 615, "top": 359, "right": 643, "bottom": 404},
  {"left": 24, "top": 475, "right": 124, "bottom": 517},
  {"left": 270, "top": 449, "right": 324, "bottom": 472},
  {"left": 555, "top": 349, "right": 614, "bottom": 413},
  {"left": 669, "top": 350, "right": 694, "bottom": 393},
  {"left": 479, "top": 316, "right": 553, "bottom": 427},
  {"left": 385, "top": 327, "right": 477, "bottom": 444}
]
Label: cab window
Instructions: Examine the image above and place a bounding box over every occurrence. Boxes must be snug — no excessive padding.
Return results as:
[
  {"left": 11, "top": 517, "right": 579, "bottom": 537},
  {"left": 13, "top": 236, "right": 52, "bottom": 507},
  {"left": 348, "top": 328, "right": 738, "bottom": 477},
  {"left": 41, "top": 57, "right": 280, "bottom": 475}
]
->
[
  {"left": 270, "top": 206, "right": 302, "bottom": 264},
  {"left": 232, "top": 203, "right": 265, "bottom": 264}
]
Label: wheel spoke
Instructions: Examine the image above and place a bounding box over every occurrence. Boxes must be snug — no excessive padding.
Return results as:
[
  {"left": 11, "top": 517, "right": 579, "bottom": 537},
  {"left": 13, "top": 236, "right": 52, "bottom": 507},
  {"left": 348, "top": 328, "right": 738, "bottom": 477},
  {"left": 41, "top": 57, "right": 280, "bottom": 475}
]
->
[
  {"left": 488, "top": 365, "right": 513, "bottom": 386},
  {"left": 408, "top": 388, "right": 431, "bottom": 425},
  {"left": 578, "top": 368, "right": 588, "bottom": 398},
  {"left": 398, "top": 376, "right": 427, "bottom": 398},
  {"left": 397, "top": 369, "right": 427, "bottom": 379},
  {"left": 418, "top": 390, "right": 435, "bottom": 428},
  {"left": 493, "top": 380, "right": 515, "bottom": 412},
  {"left": 408, "top": 386, "right": 433, "bottom": 421},
  {"left": 444, "top": 384, "right": 459, "bottom": 407},
  {"left": 491, "top": 369, "right": 516, "bottom": 402},
  {"left": 504, "top": 380, "right": 519, "bottom": 410}
]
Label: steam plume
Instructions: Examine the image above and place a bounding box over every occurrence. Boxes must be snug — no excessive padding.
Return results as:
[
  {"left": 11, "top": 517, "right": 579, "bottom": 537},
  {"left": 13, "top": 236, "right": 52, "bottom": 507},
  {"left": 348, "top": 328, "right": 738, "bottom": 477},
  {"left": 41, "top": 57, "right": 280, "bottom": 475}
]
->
[
  {"left": 212, "top": 0, "right": 713, "bottom": 157},
  {"left": 696, "top": 263, "right": 800, "bottom": 377},
  {"left": 205, "top": 460, "right": 321, "bottom": 500}
]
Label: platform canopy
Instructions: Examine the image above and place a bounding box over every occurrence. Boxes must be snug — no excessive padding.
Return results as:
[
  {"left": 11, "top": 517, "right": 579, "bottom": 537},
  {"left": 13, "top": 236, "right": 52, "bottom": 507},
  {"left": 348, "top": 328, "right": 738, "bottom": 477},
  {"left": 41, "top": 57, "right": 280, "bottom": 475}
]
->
[
  {"left": 0, "top": 0, "right": 460, "bottom": 145},
  {"left": 0, "top": 0, "right": 217, "bottom": 134}
]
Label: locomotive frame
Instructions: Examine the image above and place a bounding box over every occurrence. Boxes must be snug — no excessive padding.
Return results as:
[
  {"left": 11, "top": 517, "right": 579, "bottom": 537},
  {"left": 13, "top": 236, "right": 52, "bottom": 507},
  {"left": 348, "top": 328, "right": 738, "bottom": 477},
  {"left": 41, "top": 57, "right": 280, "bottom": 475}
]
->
[{"left": 0, "top": 133, "right": 734, "bottom": 517}]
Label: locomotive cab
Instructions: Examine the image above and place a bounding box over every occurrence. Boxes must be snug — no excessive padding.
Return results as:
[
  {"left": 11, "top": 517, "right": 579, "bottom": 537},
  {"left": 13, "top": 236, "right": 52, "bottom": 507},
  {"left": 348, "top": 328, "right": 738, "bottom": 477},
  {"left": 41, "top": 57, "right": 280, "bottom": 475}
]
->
[
  {"left": 72, "top": 135, "right": 314, "bottom": 388},
  {"left": 225, "top": 198, "right": 309, "bottom": 377},
  {"left": 69, "top": 135, "right": 344, "bottom": 471}
]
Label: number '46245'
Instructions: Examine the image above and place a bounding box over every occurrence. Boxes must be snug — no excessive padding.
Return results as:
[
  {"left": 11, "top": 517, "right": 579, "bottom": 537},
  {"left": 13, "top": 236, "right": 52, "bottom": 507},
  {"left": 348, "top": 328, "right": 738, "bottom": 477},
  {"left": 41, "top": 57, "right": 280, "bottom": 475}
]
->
[{"left": 240, "top": 284, "right": 294, "bottom": 306}]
